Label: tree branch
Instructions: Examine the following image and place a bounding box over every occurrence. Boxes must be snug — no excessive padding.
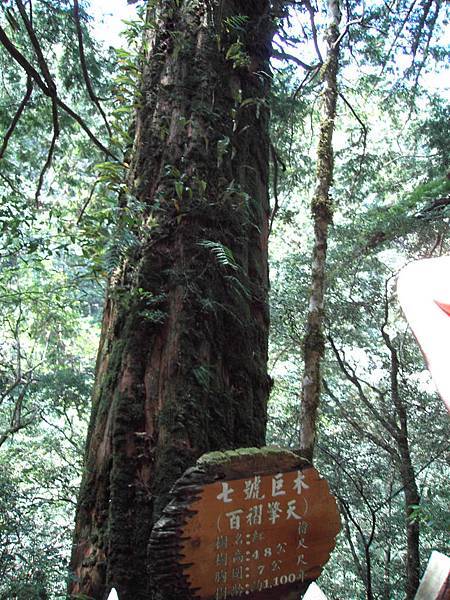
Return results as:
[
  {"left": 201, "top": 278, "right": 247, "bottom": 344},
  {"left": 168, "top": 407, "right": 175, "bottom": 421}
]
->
[
  {"left": 407, "top": 0, "right": 440, "bottom": 106},
  {"left": 339, "top": 500, "right": 373, "bottom": 593},
  {"left": 55, "top": 96, "right": 117, "bottom": 159},
  {"left": 338, "top": 91, "right": 367, "bottom": 146},
  {"left": 272, "top": 45, "right": 319, "bottom": 71},
  {"left": 0, "top": 24, "right": 117, "bottom": 160},
  {"left": 319, "top": 443, "right": 376, "bottom": 598},
  {"left": 292, "top": 65, "right": 321, "bottom": 100},
  {"left": 339, "top": 501, "right": 367, "bottom": 584},
  {"left": 15, "top": 0, "right": 56, "bottom": 93},
  {"left": 34, "top": 98, "right": 59, "bottom": 205},
  {"left": 338, "top": 90, "right": 368, "bottom": 200},
  {"left": 380, "top": 0, "right": 417, "bottom": 75},
  {"left": 0, "top": 75, "right": 33, "bottom": 160},
  {"left": 334, "top": 16, "right": 364, "bottom": 48},
  {"left": 269, "top": 142, "right": 286, "bottom": 235},
  {"left": 302, "top": 0, "right": 323, "bottom": 63},
  {"left": 328, "top": 334, "right": 402, "bottom": 440},
  {"left": 0, "top": 419, "right": 33, "bottom": 448},
  {"left": 73, "top": 0, "right": 112, "bottom": 137},
  {"left": 77, "top": 178, "right": 99, "bottom": 224},
  {"left": 374, "top": 440, "right": 450, "bottom": 513},
  {"left": 322, "top": 379, "right": 400, "bottom": 460},
  {"left": 0, "top": 171, "right": 20, "bottom": 193},
  {"left": 0, "top": 24, "right": 50, "bottom": 93}
]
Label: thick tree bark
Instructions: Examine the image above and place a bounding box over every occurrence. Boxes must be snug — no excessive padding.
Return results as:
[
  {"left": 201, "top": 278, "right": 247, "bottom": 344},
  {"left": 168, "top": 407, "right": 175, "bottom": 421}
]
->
[
  {"left": 69, "top": 2, "right": 276, "bottom": 598},
  {"left": 299, "top": 0, "right": 341, "bottom": 461}
]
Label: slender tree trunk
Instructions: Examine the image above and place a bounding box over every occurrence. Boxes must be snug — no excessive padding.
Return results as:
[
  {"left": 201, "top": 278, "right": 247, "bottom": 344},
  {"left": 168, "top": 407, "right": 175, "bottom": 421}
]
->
[
  {"left": 339, "top": 496, "right": 374, "bottom": 600},
  {"left": 364, "top": 545, "right": 374, "bottom": 600},
  {"left": 382, "top": 477, "right": 394, "bottom": 600},
  {"left": 299, "top": 0, "right": 341, "bottom": 461},
  {"left": 399, "top": 446, "right": 421, "bottom": 600},
  {"left": 382, "top": 326, "right": 420, "bottom": 599},
  {"left": 330, "top": 293, "right": 422, "bottom": 597},
  {"left": 383, "top": 547, "right": 392, "bottom": 600},
  {"left": 69, "top": 2, "right": 277, "bottom": 598}
]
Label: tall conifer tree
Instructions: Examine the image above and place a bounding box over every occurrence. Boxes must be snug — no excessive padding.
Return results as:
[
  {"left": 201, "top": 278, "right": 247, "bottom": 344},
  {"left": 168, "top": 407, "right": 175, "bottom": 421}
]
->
[{"left": 69, "top": 2, "right": 279, "bottom": 597}]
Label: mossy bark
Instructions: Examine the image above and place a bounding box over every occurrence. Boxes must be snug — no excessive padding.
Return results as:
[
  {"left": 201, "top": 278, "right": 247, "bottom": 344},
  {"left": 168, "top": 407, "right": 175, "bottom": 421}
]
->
[
  {"left": 69, "top": 2, "right": 276, "bottom": 599},
  {"left": 299, "top": 1, "right": 341, "bottom": 462}
]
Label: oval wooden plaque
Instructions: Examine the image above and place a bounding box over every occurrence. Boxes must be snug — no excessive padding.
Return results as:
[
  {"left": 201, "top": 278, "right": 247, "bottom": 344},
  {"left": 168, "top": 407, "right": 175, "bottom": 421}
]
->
[{"left": 149, "top": 448, "right": 340, "bottom": 600}]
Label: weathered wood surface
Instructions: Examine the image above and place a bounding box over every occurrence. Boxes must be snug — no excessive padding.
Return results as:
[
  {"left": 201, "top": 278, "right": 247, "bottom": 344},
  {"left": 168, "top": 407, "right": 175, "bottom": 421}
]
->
[{"left": 148, "top": 448, "right": 340, "bottom": 600}]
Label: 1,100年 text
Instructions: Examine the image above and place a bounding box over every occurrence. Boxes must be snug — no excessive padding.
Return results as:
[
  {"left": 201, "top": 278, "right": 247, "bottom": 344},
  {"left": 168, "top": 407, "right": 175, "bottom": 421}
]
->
[{"left": 215, "top": 570, "right": 306, "bottom": 599}]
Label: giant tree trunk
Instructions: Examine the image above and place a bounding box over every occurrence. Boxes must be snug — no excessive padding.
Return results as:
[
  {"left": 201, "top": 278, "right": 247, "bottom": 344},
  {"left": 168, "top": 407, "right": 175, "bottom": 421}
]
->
[{"left": 69, "top": 2, "right": 276, "bottom": 598}]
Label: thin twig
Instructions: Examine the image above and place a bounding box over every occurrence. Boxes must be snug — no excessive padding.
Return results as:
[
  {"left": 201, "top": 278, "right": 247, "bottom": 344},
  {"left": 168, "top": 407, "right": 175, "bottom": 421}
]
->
[
  {"left": 328, "top": 334, "right": 402, "bottom": 440},
  {"left": 338, "top": 90, "right": 368, "bottom": 196},
  {"left": 77, "top": 179, "right": 99, "bottom": 224},
  {"left": 302, "top": 0, "right": 323, "bottom": 63},
  {"left": 338, "top": 91, "right": 367, "bottom": 143},
  {"left": 293, "top": 65, "right": 321, "bottom": 100},
  {"left": 380, "top": 0, "right": 418, "bottom": 75},
  {"left": 373, "top": 441, "right": 450, "bottom": 513},
  {"left": 269, "top": 142, "right": 286, "bottom": 236},
  {"left": 34, "top": 99, "right": 59, "bottom": 205},
  {"left": 0, "top": 172, "right": 20, "bottom": 193},
  {"left": 323, "top": 379, "right": 400, "bottom": 460},
  {"left": 0, "top": 75, "right": 33, "bottom": 160}
]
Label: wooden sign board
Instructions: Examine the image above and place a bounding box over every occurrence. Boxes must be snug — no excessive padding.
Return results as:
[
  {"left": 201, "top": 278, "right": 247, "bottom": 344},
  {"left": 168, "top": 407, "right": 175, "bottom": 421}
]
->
[{"left": 149, "top": 448, "right": 340, "bottom": 600}]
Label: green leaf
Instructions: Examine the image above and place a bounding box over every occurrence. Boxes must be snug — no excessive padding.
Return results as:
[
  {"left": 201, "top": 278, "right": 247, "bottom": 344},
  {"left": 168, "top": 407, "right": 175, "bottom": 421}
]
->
[
  {"left": 175, "top": 180, "right": 183, "bottom": 199},
  {"left": 198, "top": 240, "right": 239, "bottom": 270}
]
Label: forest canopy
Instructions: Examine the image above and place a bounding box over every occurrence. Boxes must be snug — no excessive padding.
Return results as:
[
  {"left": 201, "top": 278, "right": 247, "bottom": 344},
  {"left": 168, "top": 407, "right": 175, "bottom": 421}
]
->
[{"left": 0, "top": 0, "right": 449, "bottom": 598}]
